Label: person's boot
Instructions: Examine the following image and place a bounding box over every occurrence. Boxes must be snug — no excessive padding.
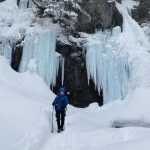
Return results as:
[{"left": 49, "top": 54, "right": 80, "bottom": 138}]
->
[
  {"left": 57, "top": 129, "right": 61, "bottom": 133},
  {"left": 57, "top": 119, "right": 61, "bottom": 133},
  {"left": 61, "top": 127, "right": 64, "bottom": 131},
  {"left": 60, "top": 122, "right": 64, "bottom": 131},
  {"left": 61, "top": 118, "right": 65, "bottom": 131}
]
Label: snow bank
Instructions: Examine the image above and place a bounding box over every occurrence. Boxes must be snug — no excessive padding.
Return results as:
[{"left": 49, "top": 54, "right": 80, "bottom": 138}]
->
[
  {"left": 115, "top": 88, "right": 150, "bottom": 122},
  {"left": 85, "top": 87, "right": 150, "bottom": 128},
  {"left": 102, "top": 137, "right": 150, "bottom": 150},
  {"left": 0, "top": 56, "right": 55, "bottom": 150}
]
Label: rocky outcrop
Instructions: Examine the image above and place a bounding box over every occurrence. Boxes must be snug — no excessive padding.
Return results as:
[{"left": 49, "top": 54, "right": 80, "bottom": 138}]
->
[
  {"left": 33, "top": 0, "right": 123, "bottom": 33},
  {"left": 132, "top": 0, "right": 150, "bottom": 24},
  {"left": 76, "top": 0, "right": 123, "bottom": 33},
  {"left": 11, "top": 40, "right": 23, "bottom": 71}
]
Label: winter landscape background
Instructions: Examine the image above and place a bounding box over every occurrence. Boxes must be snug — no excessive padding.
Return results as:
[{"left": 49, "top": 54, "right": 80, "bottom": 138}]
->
[{"left": 0, "top": 0, "right": 150, "bottom": 149}]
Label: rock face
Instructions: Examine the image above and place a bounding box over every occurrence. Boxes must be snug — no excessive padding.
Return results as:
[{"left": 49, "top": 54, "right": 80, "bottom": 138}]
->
[
  {"left": 34, "top": 0, "right": 123, "bottom": 33},
  {"left": 76, "top": 0, "right": 123, "bottom": 33},
  {"left": 132, "top": 0, "right": 150, "bottom": 24},
  {"left": 54, "top": 42, "right": 103, "bottom": 108},
  {"left": 11, "top": 41, "right": 23, "bottom": 72}
]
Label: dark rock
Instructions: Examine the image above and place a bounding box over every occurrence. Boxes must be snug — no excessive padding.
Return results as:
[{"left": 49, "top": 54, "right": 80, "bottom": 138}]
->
[
  {"left": 11, "top": 41, "right": 23, "bottom": 72},
  {"left": 76, "top": 0, "right": 123, "bottom": 33},
  {"left": 0, "top": 0, "right": 5, "bottom": 2},
  {"left": 116, "top": 0, "right": 122, "bottom": 3},
  {"left": 112, "top": 6, "right": 123, "bottom": 31},
  {"left": 17, "top": 0, "right": 20, "bottom": 6},
  {"left": 54, "top": 42, "right": 103, "bottom": 108},
  {"left": 132, "top": 0, "right": 150, "bottom": 24}
]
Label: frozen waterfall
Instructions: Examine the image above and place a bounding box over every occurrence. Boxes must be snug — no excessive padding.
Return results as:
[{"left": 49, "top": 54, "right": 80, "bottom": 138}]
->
[
  {"left": 19, "top": 31, "right": 64, "bottom": 86},
  {"left": 0, "top": 37, "right": 13, "bottom": 63},
  {"left": 85, "top": 28, "right": 130, "bottom": 103},
  {"left": 86, "top": 2, "right": 150, "bottom": 104}
]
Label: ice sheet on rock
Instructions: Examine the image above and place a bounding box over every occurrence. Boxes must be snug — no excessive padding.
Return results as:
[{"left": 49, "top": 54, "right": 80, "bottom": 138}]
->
[{"left": 19, "top": 31, "right": 64, "bottom": 86}]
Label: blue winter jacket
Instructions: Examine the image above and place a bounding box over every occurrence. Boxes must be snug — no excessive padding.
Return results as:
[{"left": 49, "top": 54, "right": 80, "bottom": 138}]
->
[{"left": 52, "top": 94, "right": 69, "bottom": 110}]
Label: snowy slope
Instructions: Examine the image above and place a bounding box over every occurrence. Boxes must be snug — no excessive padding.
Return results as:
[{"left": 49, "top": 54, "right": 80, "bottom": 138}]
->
[
  {"left": 0, "top": 56, "right": 55, "bottom": 150},
  {"left": 41, "top": 94, "right": 150, "bottom": 150}
]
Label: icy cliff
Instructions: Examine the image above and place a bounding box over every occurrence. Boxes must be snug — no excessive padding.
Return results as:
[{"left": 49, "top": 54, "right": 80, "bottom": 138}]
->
[{"left": 85, "top": 1, "right": 150, "bottom": 103}]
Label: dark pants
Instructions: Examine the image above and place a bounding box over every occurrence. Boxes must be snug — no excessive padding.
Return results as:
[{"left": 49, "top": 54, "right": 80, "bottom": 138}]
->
[{"left": 55, "top": 109, "right": 66, "bottom": 130}]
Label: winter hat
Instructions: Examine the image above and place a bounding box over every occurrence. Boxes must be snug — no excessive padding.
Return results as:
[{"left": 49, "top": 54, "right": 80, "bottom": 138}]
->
[{"left": 59, "top": 87, "right": 65, "bottom": 92}]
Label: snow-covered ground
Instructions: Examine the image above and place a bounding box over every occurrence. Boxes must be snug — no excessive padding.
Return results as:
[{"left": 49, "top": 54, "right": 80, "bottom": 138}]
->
[
  {"left": 41, "top": 89, "right": 150, "bottom": 150},
  {"left": 0, "top": 56, "right": 55, "bottom": 150}
]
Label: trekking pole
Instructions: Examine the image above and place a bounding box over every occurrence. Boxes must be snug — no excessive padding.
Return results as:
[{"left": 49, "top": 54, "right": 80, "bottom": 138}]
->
[
  {"left": 64, "top": 107, "right": 67, "bottom": 131},
  {"left": 51, "top": 106, "right": 54, "bottom": 133}
]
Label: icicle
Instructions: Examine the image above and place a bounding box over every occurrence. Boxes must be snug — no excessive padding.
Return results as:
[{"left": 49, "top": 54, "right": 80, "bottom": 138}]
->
[
  {"left": 19, "top": 31, "right": 64, "bottom": 86},
  {"left": 27, "top": 59, "right": 37, "bottom": 74},
  {"left": 19, "top": 0, "right": 32, "bottom": 9},
  {"left": 0, "top": 37, "right": 13, "bottom": 64},
  {"left": 61, "top": 57, "right": 65, "bottom": 86},
  {"left": 85, "top": 27, "right": 131, "bottom": 103}
]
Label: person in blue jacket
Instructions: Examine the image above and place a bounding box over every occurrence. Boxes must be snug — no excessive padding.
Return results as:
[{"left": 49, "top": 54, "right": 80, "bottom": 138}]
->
[{"left": 52, "top": 87, "right": 69, "bottom": 133}]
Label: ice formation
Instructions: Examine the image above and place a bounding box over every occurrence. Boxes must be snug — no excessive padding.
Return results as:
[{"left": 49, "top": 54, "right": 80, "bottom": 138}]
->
[
  {"left": 19, "top": 0, "right": 32, "bottom": 9},
  {"left": 86, "top": 27, "right": 130, "bottom": 103},
  {"left": 19, "top": 31, "right": 64, "bottom": 86},
  {"left": 85, "top": 2, "right": 150, "bottom": 104},
  {"left": 0, "top": 37, "right": 12, "bottom": 63},
  {"left": 0, "top": 0, "right": 64, "bottom": 87}
]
